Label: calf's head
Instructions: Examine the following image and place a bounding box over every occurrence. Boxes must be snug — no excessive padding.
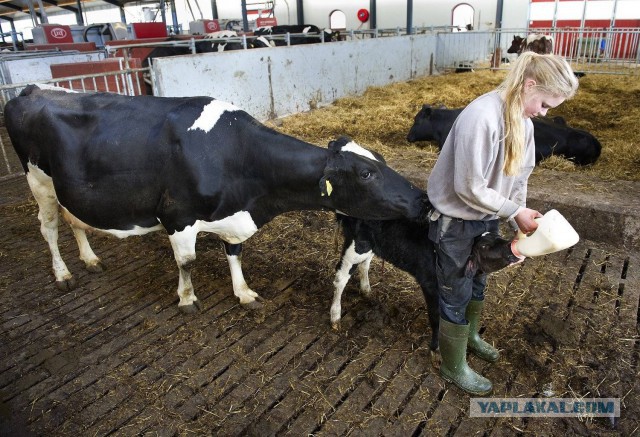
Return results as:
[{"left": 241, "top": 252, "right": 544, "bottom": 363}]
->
[
  {"left": 406, "top": 104, "right": 437, "bottom": 143},
  {"left": 320, "top": 136, "right": 430, "bottom": 223},
  {"left": 507, "top": 35, "right": 525, "bottom": 54},
  {"left": 406, "top": 104, "right": 460, "bottom": 148},
  {"left": 465, "top": 232, "right": 523, "bottom": 278}
]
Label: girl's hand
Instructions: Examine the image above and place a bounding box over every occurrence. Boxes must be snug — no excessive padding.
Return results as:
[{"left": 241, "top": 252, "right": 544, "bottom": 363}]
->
[{"left": 514, "top": 208, "right": 543, "bottom": 234}]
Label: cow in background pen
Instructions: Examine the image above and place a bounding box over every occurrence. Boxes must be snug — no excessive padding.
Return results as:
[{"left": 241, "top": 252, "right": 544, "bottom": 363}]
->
[{"left": 507, "top": 34, "right": 554, "bottom": 55}]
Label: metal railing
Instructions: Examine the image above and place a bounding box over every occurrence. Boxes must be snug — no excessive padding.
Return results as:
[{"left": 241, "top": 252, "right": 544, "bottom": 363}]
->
[
  {"left": 0, "top": 63, "right": 148, "bottom": 180},
  {"left": 0, "top": 64, "right": 147, "bottom": 109},
  {"left": 436, "top": 27, "right": 640, "bottom": 75}
]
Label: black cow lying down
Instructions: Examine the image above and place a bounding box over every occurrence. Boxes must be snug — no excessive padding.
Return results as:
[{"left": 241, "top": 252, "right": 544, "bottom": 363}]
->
[
  {"left": 5, "top": 84, "right": 430, "bottom": 313},
  {"left": 332, "top": 215, "right": 521, "bottom": 351},
  {"left": 407, "top": 104, "right": 602, "bottom": 166}
]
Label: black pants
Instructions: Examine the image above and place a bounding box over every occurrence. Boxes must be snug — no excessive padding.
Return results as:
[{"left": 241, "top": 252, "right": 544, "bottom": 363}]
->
[{"left": 428, "top": 215, "right": 499, "bottom": 324}]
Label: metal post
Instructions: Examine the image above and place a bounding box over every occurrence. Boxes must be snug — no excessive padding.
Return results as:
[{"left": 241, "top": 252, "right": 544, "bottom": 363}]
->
[
  {"left": 35, "top": 0, "right": 48, "bottom": 24},
  {"left": 241, "top": 0, "right": 249, "bottom": 32},
  {"left": 610, "top": 0, "right": 619, "bottom": 29},
  {"left": 171, "top": 0, "right": 179, "bottom": 34},
  {"left": 369, "top": 0, "right": 376, "bottom": 30},
  {"left": 26, "top": 0, "right": 40, "bottom": 27},
  {"left": 296, "top": 0, "right": 304, "bottom": 25},
  {"left": 211, "top": 0, "right": 218, "bottom": 19},
  {"left": 495, "top": 0, "right": 503, "bottom": 45},
  {"left": 9, "top": 20, "right": 18, "bottom": 51},
  {"left": 406, "top": 0, "right": 413, "bottom": 35},
  {"left": 75, "top": 0, "right": 84, "bottom": 25},
  {"left": 159, "top": 0, "right": 167, "bottom": 25}
]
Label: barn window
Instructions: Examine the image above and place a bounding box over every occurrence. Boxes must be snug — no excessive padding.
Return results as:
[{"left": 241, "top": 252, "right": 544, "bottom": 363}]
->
[
  {"left": 452, "top": 4, "right": 474, "bottom": 32},
  {"left": 330, "top": 10, "right": 347, "bottom": 30}
]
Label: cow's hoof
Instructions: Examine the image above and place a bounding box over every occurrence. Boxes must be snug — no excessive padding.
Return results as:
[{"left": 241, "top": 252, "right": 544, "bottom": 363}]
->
[
  {"left": 55, "top": 277, "right": 77, "bottom": 291},
  {"left": 86, "top": 261, "right": 106, "bottom": 273},
  {"left": 242, "top": 299, "right": 264, "bottom": 310},
  {"left": 179, "top": 300, "right": 202, "bottom": 314},
  {"left": 331, "top": 320, "right": 341, "bottom": 330}
]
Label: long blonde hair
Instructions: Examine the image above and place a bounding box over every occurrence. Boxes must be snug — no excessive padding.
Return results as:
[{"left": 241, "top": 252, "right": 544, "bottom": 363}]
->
[{"left": 497, "top": 52, "right": 579, "bottom": 175}]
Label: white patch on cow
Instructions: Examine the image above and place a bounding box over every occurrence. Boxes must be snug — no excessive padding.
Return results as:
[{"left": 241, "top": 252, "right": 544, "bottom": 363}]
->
[
  {"left": 255, "top": 36, "right": 275, "bottom": 48},
  {"left": 195, "top": 210, "right": 258, "bottom": 244},
  {"left": 168, "top": 227, "right": 199, "bottom": 307},
  {"left": 340, "top": 141, "right": 379, "bottom": 161},
  {"left": 33, "top": 83, "right": 78, "bottom": 93},
  {"left": 527, "top": 34, "right": 553, "bottom": 44},
  {"left": 26, "top": 163, "right": 72, "bottom": 283},
  {"left": 102, "top": 224, "right": 164, "bottom": 238},
  {"left": 59, "top": 204, "right": 163, "bottom": 238},
  {"left": 205, "top": 30, "right": 237, "bottom": 39},
  {"left": 188, "top": 100, "right": 241, "bottom": 133},
  {"left": 302, "top": 26, "right": 311, "bottom": 33}
]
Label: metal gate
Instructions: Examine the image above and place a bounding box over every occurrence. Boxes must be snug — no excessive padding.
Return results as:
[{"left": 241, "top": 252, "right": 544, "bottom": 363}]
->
[
  {"left": 436, "top": 27, "right": 640, "bottom": 75},
  {"left": 0, "top": 63, "right": 148, "bottom": 181}
]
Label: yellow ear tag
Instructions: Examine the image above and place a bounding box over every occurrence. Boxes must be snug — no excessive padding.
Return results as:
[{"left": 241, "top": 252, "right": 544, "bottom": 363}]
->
[{"left": 326, "top": 180, "right": 333, "bottom": 196}]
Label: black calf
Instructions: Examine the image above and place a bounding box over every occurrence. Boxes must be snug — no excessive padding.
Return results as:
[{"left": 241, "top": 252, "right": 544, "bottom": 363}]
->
[{"left": 332, "top": 214, "right": 520, "bottom": 351}]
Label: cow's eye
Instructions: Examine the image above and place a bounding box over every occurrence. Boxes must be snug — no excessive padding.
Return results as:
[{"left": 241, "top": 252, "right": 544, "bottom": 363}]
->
[{"left": 360, "top": 170, "right": 372, "bottom": 179}]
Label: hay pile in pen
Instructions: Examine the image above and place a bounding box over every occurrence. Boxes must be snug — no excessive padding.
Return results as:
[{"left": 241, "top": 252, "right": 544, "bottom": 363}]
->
[{"left": 271, "top": 70, "right": 640, "bottom": 182}]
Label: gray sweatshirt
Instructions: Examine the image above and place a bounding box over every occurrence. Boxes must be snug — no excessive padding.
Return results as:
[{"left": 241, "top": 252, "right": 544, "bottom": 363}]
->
[{"left": 427, "top": 91, "right": 535, "bottom": 221}]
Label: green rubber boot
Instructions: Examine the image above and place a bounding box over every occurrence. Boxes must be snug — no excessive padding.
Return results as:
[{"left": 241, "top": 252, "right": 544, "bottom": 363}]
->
[
  {"left": 439, "top": 317, "right": 493, "bottom": 396},
  {"left": 466, "top": 299, "right": 499, "bottom": 363}
]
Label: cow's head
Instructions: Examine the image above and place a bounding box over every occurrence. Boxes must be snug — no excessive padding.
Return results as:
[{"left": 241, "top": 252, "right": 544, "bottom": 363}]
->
[
  {"left": 507, "top": 35, "right": 525, "bottom": 54},
  {"left": 320, "top": 136, "right": 430, "bottom": 223},
  {"left": 465, "top": 232, "right": 523, "bottom": 278}
]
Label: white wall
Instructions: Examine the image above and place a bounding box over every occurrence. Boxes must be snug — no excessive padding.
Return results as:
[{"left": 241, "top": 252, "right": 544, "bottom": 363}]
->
[
  {"left": 153, "top": 34, "right": 437, "bottom": 121},
  {"left": 214, "top": 0, "right": 521, "bottom": 31},
  {"left": 500, "top": 0, "right": 531, "bottom": 29}
]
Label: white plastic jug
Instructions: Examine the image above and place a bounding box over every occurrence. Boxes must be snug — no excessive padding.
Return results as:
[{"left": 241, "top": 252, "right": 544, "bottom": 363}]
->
[{"left": 514, "top": 209, "right": 580, "bottom": 257}]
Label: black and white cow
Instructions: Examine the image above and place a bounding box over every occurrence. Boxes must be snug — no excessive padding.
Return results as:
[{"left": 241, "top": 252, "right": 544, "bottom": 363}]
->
[
  {"left": 506, "top": 34, "right": 554, "bottom": 55},
  {"left": 5, "top": 84, "right": 430, "bottom": 313},
  {"left": 332, "top": 215, "right": 521, "bottom": 351},
  {"left": 254, "top": 24, "right": 340, "bottom": 46},
  {"left": 142, "top": 33, "right": 250, "bottom": 68},
  {"left": 406, "top": 104, "right": 602, "bottom": 166}
]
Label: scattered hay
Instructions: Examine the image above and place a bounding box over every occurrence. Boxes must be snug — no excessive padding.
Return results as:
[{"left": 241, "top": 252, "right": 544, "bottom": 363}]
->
[{"left": 276, "top": 70, "right": 640, "bottom": 182}]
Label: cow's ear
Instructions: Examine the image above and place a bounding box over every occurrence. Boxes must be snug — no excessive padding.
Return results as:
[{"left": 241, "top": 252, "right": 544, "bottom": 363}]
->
[
  {"left": 552, "top": 116, "right": 566, "bottom": 125},
  {"left": 370, "top": 149, "right": 386, "bottom": 164},
  {"left": 328, "top": 136, "right": 351, "bottom": 153}
]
